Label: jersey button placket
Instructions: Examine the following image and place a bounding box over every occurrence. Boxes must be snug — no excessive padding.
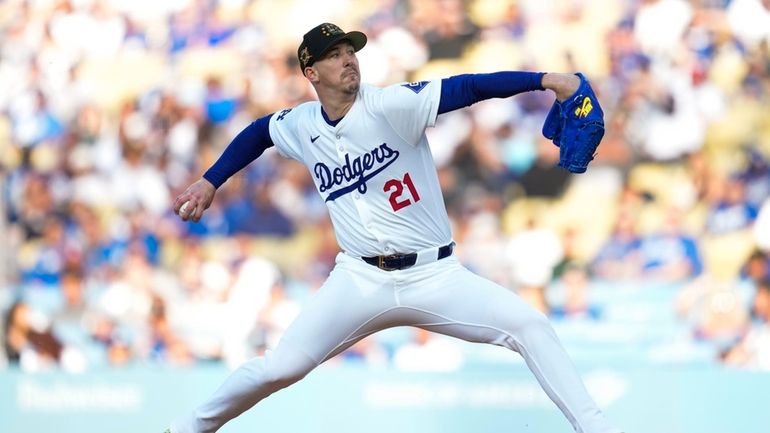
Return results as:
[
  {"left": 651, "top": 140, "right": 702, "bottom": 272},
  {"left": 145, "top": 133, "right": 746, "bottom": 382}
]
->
[{"left": 335, "top": 134, "right": 344, "bottom": 154}]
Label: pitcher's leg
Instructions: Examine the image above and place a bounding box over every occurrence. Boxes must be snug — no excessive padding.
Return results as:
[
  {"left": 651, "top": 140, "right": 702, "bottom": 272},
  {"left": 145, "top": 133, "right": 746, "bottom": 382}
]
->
[
  {"left": 171, "top": 340, "right": 317, "bottom": 433},
  {"left": 170, "top": 256, "right": 404, "bottom": 433},
  {"left": 402, "top": 258, "right": 621, "bottom": 433}
]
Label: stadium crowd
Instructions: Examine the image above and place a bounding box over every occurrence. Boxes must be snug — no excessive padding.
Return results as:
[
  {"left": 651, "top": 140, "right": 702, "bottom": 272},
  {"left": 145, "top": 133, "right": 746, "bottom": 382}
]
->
[{"left": 1, "top": 0, "right": 770, "bottom": 373}]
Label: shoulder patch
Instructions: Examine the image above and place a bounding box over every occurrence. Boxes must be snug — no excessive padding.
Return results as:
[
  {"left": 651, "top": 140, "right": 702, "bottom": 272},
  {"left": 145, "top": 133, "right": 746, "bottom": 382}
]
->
[
  {"left": 276, "top": 108, "right": 292, "bottom": 121},
  {"left": 401, "top": 81, "right": 429, "bottom": 94}
]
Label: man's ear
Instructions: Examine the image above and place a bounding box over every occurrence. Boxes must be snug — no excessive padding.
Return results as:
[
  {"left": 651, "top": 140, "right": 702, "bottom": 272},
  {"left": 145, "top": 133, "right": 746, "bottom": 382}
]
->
[{"left": 303, "top": 66, "right": 318, "bottom": 83}]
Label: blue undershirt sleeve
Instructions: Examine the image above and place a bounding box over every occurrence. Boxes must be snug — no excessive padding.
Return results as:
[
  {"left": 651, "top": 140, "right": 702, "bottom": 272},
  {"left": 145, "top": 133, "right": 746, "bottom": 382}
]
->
[
  {"left": 437, "top": 71, "right": 546, "bottom": 115},
  {"left": 203, "top": 113, "right": 275, "bottom": 189}
]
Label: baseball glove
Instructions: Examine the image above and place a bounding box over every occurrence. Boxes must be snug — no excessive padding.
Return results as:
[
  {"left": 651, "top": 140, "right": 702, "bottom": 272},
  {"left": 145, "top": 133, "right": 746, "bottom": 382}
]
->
[{"left": 542, "top": 73, "right": 605, "bottom": 174}]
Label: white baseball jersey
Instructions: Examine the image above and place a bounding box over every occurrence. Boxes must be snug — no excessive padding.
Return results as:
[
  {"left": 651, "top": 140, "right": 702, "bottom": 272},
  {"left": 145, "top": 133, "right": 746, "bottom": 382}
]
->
[{"left": 268, "top": 80, "right": 452, "bottom": 257}]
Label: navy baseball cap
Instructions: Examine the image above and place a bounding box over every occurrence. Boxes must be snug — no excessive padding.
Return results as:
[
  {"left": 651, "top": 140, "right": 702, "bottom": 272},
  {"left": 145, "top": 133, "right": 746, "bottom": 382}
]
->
[{"left": 297, "top": 23, "right": 367, "bottom": 71}]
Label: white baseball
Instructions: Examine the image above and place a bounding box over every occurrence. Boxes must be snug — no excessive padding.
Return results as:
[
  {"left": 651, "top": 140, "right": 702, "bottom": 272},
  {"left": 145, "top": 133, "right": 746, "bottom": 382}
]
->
[{"left": 180, "top": 201, "right": 192, "bottom": 215}]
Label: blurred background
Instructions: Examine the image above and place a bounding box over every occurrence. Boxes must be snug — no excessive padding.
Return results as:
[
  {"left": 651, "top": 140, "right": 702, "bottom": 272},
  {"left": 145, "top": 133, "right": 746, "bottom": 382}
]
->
[{"left": 1, "top": 0, "right": 770, "bottom": 432}]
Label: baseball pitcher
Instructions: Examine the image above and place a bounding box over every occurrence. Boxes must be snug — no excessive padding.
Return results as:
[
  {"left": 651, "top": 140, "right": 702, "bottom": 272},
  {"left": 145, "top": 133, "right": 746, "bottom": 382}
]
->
[{"left": 168, "top": 22, "right": 618, "bottom": 433}]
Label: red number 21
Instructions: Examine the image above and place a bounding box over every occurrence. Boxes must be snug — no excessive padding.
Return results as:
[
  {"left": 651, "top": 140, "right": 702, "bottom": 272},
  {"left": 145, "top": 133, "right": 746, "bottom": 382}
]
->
[{"left": 384, "top": 173, "right": 421, "bottom": 212}]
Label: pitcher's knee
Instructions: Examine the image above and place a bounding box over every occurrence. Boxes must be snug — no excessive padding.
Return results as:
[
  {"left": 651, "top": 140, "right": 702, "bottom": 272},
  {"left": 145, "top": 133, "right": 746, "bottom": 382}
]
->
[
  {"left": 499, "top": 305, "right": 551, "bottom": 336},
  {"left": 262, "top": 348, "right": 316, "bottom": 390},
  {"left": 516, "top": 308, "right": 557, "bottom": 338},
  {"left": 262, "top": 364, "right": 306, "bottom": 389},
  {"left": 529, "top": 309, "right": 551, "bottom": 328}
]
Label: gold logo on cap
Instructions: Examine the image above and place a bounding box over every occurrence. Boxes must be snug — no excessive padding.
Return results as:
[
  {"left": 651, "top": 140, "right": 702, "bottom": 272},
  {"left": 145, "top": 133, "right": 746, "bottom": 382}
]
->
[
  {"left": 320, "top": 23, "right": 343, "bottom": 37},
  {"left": 299, "top": 46, "right": 313, "bottom": 67}
]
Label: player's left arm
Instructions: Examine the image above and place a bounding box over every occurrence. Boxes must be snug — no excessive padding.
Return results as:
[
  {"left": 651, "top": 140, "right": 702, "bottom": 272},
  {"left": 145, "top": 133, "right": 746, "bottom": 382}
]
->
[
  {"left": 440, "top": 72, "right": 604, "bottom": 173},
  {"left": 437, "top": 71, "right": 544, "bottom": 115},
  {"left": 377, "top": 72, "right": 583, "bottom": 146},
  {"left": 437, "top": 71, "right": 581, "bottom": 115}
]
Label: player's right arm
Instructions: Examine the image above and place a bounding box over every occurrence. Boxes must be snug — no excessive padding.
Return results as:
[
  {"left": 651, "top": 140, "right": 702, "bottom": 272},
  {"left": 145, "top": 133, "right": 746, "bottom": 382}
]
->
[{"left": 175, "top": 113, "right": 276, "bottom": 222}]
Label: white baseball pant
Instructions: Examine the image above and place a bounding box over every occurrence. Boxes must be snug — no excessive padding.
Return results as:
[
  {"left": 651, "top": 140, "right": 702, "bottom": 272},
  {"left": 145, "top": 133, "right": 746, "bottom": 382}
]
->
[{"left": 171, "top": 251, "right": 621, "bottom": 433}]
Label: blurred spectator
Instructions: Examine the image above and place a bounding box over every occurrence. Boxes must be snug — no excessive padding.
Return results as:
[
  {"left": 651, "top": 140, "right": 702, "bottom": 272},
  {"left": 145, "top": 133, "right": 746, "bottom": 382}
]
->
[
  {"left": 633, "top": 0, "right": 693, "bottom": 60},
  {"left": 3, "top": 301, "right": 63, "bottom": 372},
  {"left": 255, "top": 279, "right": 301, "bottom": 353},
  {"left": 704, "top": 176, "right": 758, "bottom": 235},
  {"left": 12, "top": 90, "right": 64, "bottom": 147},
  {"left": 740, "top": 249, "right": 770, "bottom": 283},
  {"left": 727, "top": 0, "right": 770, "bottom": 48},
  {"left": 676, "top": 275, "right": 751, "bottom": 348},
  {"left": 738, "top": 148, "right": 770, "bottom": 210},
  {"left": 637, "top": 206, "right": 703, "bottom": 283},
  {"left": 88, "top": 314, "right": 132, "bottom": 367},
  {"left": 721, "top": 278, "right": 770, "bottom": 370},
  {"left": 752, "top": 194, "right": 770, "bottom": 251},
  {"left": 147, "top": 295, "right": 194, "bottom": 366},
  {"left": 204, "top": 76, "right": 240, "bottom": 125},
  {"left": 96, "top": 246, "right": 158, "bottom": 334},
  {"left": 220, "top": 255, "right": 281, "bottom": 369},
  {"left": 110, "top": 141, "right": 171, "bottom": 216},
  {"left": 19, "top": 214, "right": 69, "bottom": 286},
  {"left": 223, "top": 181, "right": 294, "bottom": 236},
  {"left": 590, "top": 210, "right": 644, "bottom": 281},
  {"left": 504, "top": 219, "right": 564, "bottom": 313},
  {"left": 393, "top": 328, "right": 464, "bottom": 372},
  {"left": 454, "top": 193, "right": 508, "bottom": 283},
  {"left": 415, "top": 0, "right": 478, "bottom": 60},
  {"left": 549, "top": 226, "right": 603, "bottom": 320},
  {"left": 50, "top": 267, "right": 87, "bottom": 335},
  {"left": 548, "top": 264, "right": 602, "bottom": 321},
  {"left": 517, "top": 137, "right": 572, "bottom": 198},
  {"left": 625, "top": 65, "right": 706, "bottom": 161},
  {"left": 15, "top": 173, "right": 56, "bottom": 239},
  {"left": 551, "top": 227, "right": 589, "bottom": 281}
]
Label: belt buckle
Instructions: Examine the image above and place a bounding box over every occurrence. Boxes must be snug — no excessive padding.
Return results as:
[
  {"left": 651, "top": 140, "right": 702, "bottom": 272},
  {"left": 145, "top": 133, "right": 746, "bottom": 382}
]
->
[{"left": 378, "top": 254, "right": 401, "bottom": 271}]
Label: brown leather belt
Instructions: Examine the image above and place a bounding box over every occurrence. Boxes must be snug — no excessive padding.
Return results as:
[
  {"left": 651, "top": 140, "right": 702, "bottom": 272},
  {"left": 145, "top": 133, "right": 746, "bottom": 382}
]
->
[{"left": 362, "top": 242, "right": 455, "bottom": 271}]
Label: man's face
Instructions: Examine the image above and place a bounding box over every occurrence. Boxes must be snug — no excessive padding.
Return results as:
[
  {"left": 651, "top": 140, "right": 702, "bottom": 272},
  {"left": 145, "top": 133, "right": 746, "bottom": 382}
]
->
[{"left": 307, "top": 41, "right": 360, "bottom": 94}]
